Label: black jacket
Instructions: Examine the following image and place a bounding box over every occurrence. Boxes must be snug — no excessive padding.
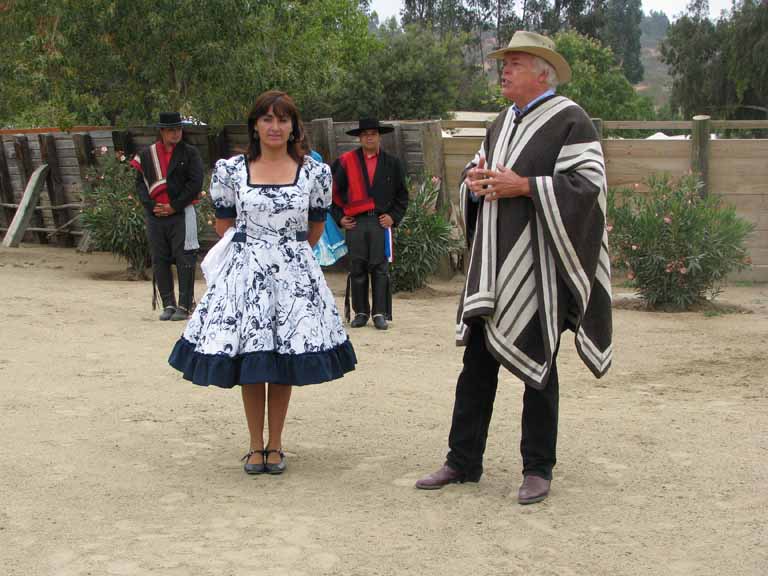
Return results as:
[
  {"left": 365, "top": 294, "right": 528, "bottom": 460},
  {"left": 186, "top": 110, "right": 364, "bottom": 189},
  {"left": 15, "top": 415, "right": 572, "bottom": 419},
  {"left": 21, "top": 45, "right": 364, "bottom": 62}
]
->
[
  {"left": 135, "top": 140, "right": 204, "bottom": 213},
  {"left": 331, "top": 148, "right": 409, "bottom": 226}
]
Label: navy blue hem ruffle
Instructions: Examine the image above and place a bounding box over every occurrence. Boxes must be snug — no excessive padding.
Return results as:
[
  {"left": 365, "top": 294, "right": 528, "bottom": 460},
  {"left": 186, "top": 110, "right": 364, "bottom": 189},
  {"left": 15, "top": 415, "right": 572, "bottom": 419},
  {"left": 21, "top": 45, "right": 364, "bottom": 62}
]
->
[{"left": 169, "top": 337, "right": 357, "bottom": 388}]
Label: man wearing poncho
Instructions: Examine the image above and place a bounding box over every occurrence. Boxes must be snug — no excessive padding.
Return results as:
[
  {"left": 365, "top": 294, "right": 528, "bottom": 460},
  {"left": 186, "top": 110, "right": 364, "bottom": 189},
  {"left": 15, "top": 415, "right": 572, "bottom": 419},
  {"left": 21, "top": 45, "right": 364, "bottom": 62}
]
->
[{"left": 415, "top": 32, "right": 613, "bottom": 504}]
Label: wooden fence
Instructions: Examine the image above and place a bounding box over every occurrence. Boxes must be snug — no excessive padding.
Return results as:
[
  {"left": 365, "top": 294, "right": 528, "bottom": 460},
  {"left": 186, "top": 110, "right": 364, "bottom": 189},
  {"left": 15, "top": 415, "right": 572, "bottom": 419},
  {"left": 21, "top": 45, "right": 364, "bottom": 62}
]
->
[
  {"left": 1, "top": 117, "right": 766, "bottom": 281},
  {"left": 0, "top": 120, "right": 444, "bottom": 246}
]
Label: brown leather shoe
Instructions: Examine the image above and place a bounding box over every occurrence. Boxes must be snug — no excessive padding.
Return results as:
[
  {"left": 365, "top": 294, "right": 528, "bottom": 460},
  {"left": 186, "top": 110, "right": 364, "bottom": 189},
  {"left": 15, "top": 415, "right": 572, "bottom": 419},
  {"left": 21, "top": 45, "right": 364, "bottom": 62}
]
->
[
  {"left": 518, "top": 475, "right": 551, "bottom": 505},
  {"left": 415, "top": 464, "right": 479, "bottom": 490}
]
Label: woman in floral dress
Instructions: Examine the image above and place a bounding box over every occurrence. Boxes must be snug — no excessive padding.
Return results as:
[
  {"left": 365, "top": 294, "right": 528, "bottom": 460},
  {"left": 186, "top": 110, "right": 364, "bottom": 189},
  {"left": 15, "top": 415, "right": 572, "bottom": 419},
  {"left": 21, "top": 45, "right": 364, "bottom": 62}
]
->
[{"left": 169, "top": 91, "right": 356, "bottom": 475}]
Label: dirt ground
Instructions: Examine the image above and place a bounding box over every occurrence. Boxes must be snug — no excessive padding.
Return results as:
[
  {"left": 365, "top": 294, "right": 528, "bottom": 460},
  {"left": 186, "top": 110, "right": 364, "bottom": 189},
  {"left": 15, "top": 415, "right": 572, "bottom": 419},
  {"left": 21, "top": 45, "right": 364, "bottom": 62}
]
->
[{"left": 1, "top": 245, "right": 766, "bottom": 576}]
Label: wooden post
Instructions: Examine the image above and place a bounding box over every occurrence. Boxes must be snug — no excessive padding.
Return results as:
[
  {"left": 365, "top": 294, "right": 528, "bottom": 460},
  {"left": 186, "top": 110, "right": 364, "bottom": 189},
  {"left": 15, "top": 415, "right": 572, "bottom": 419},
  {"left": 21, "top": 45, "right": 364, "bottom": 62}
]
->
[
  {"left": 310, "top": 118, "right": 336, "bottom": 163},
  {"left": 13, "top": 136, "right": 34, "bottom": 184},
  {"left": 206, "top": 129, "right": 219, "bottom": 168},
  {"left": 393, "top": 123, "right": 406, "bottom": 173},
  {"left": 216, "top": 126, "right": 230, "bottom": 161},
  {"left": 2, "top": 164, "right": 50, "bottom": 248},
  {"left": 420, "top": 120, "right": 446, "bottom": 204},
  {"left": 72, "top": 133, "right": 95, "bottom": 183},
  {"left": 691, "top": 115, "right": 711, "bottom": 198},
  {"left": 0, "top": 138, "right": 16, "bottom": 229},
  {"left": 592, "top": 118, "right": 604, "bottom": 142},
  {"left": 14, "top": 135, "right": 48, "bottom": 243},
  {"left": 72, "top": 133, "right": 95, "bottom": 252},
  {"left": 39, "top": 134, "right": 73, "bottom": 246}
]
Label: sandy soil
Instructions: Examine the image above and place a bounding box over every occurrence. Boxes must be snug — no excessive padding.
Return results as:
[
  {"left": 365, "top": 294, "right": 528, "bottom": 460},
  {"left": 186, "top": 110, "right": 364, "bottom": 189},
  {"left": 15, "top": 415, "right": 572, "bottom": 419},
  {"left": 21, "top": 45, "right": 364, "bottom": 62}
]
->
[{"left": 1, "top": 245, "right": 766, "bottom": 576}]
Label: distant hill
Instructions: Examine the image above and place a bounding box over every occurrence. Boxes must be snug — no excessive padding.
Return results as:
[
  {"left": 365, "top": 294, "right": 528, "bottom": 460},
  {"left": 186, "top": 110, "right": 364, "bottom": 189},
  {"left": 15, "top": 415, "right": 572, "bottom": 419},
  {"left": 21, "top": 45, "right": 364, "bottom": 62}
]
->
[{"left": 635, "top": 11, "right": 672, "bottom": 109}]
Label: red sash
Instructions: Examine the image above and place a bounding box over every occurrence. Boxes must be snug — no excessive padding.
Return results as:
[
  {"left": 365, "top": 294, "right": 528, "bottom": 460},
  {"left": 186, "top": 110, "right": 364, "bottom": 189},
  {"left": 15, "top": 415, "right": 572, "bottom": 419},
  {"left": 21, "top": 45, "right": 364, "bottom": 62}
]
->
[
  {"left": 333, "top": 150, "right": 375, "bottom": 217},
  {"left": 130, "top": 141, "right": 175, "bottom": 204}
]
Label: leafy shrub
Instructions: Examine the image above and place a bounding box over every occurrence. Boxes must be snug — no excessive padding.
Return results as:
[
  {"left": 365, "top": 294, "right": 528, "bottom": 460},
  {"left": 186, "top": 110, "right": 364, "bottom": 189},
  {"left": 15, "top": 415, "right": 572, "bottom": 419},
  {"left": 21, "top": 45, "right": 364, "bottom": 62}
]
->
[
  {"left": 391, "top": 176, "right": 463, "bottom": 293},
  {"left": 80, "top": 148, "right": 213, "bottom": 278},
  {"left": 80, "top": 149, "right": 150, "bottom": 278},
  {"left": 608, "top": 174, "right": 754, "bottom": 309}
]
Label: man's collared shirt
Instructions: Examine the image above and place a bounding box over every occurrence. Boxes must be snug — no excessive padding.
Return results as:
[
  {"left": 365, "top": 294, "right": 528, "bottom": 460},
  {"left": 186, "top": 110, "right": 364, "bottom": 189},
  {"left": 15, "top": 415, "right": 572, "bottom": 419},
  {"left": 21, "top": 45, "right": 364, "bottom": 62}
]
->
[
  {"left": 512, "top": 89, "right": 556, "bottom": 120},
  {"left": 364, "top": 150, "right": 379, "bottom": 186}
]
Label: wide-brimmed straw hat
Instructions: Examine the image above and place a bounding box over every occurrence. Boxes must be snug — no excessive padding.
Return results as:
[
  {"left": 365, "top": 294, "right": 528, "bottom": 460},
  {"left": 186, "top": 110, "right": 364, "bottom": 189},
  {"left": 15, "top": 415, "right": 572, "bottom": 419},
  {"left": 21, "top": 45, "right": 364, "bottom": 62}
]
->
[
  {"left": 346, "top": 118, "right": 395, "bottom": 137},
  {"left": 156, "top": 112, "right": 183, "bottom": 128},
  {"left": 487, "top": 31, "right": 572, "bottom": 84}
]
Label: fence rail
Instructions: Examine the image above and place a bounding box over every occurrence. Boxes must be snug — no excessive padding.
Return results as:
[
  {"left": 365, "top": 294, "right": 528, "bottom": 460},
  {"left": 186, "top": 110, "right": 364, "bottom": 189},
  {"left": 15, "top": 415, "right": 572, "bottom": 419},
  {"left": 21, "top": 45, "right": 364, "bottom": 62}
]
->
[
  {"left": 442, "top": 118, "right": 768, "bottom": 131},
  {"left": 1, "top": 116, "right": 766, "bottom": 281}
]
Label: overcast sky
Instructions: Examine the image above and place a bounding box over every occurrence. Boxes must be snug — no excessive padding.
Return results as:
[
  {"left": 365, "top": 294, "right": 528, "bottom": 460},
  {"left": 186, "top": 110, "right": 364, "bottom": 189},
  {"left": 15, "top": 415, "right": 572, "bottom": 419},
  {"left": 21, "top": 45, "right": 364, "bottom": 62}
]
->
[{"left": 369, "top": 0, "right": 737, "bottom": 23}]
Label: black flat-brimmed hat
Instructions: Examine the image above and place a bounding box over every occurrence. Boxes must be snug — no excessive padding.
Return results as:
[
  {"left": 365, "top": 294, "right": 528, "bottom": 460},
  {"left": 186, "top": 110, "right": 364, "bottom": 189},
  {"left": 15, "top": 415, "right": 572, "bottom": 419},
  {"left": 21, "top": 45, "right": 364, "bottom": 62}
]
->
[
  {"left": 346, "top": 118, "right": 394, "bottom": 136},
  {"left": 156, "top": 112, "right": 183, "bottom": 128}
]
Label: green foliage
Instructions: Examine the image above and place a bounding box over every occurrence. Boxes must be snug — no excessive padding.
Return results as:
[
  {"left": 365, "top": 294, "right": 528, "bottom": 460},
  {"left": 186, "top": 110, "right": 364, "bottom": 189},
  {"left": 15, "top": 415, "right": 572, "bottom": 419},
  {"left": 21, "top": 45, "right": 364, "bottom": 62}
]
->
[
  {"left": 334, "top": 23, "right": 467, "bottom": 120},
  {"left": 661, "top": 0, "right": 768, "bottom": 119},
  {"left": 80, "top": 151, "right": 150, "bottom": 277},
  {"left": 195, "top": 174, "right": 217, "bottom": 246},
  {"left": 554, "top": 31, "right": 655, "bottom": 121},
  {"left": 391, "top": 176, "right": 463, "bottom": 293},
  {"left": 603, "top": 0, "right": 643, "bottom": 83},
  {"left": 640, "top": 9, "right": 670, "bottom": 39},
  {"left": 607, "top": 174, "right": 754, "bottom": 310},
  {"left": 0, "top": 0, "right": 375, "bottom": 127}
]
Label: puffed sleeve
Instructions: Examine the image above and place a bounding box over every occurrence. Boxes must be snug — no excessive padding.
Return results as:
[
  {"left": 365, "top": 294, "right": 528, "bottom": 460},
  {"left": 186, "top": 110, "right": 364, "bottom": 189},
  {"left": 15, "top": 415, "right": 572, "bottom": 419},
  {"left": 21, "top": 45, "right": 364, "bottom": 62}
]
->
[
  {"left": 308, "top": 160, "right": 332, "bottom": 222},
  {"left": 210, "top": 158, "right": 237, "bottom": 219}
]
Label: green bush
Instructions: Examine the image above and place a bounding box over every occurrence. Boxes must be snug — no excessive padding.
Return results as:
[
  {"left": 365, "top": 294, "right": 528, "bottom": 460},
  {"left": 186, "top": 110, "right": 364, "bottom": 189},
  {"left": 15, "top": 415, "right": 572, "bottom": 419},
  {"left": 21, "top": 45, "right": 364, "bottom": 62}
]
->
[
  {"left": 391, "top": 176, "right": 463, "bottom": 293},
  {"left": 80, "top": 149, "right": 150, "bottom": 278},
  {"left": 80, "top": 149, "right": 213, "bottom": 278},
  {"left": 608, "top": 174, "right": 754, "bottom": 309}
]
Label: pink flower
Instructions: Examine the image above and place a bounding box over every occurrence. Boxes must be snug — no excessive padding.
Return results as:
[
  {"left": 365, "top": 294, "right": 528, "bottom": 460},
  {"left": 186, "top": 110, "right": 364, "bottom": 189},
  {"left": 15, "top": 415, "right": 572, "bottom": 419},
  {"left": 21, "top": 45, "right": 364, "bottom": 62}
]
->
[
  {"left": 100, "top": 145, "right": 108, "bottom": 154},
  {"left": 606, "top": 224, "right": 613, "bottom": 233},
  {"left": 631, "top": 244, "right": 638, "bottom": 251},
  {"left": 665, "top": 263, "right": 674, "bottom": 273},
  {"left": 663, "top": 216, "right": 672, "bottom": 224},
  {"left": 127, "top": 194, "right": 133, "bottom": 200},
  {"left": 679, "top": 267, "right": 687, "bottom": 275},
  {"left": 627, "top": 271, "right": 635, "bottom": 280}
]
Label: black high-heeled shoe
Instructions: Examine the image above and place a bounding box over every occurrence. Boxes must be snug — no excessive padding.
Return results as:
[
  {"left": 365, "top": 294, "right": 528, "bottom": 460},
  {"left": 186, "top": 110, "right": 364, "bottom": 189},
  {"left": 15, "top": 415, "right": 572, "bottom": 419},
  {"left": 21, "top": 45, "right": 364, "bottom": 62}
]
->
[
  {"left": 264, "top": 449, "right": 286, "bottom": 475},
  {"left": 241, "top": 450, "right": 266, "bottom": 474}
]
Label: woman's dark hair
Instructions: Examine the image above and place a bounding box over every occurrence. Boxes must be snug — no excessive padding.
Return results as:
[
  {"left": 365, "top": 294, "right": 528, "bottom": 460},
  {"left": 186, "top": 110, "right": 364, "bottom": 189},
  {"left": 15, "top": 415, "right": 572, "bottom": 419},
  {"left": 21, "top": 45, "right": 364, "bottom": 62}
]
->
[{"left": 246, "top": 90, "right": 304, "bottom": 164}]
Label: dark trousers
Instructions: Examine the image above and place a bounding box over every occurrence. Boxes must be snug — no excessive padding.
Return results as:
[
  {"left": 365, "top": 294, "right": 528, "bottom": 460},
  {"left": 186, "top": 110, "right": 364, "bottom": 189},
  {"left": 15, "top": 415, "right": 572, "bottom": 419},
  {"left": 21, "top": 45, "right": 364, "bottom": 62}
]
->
[
  {"left": 346, "top": 213, "right": 390, "bottom": 318},
  {"left": 145, "top": 212, "right": 196, "bottom": 310},
  {"left": 446, "top": 322, "right": 560, "bottom": 480}
]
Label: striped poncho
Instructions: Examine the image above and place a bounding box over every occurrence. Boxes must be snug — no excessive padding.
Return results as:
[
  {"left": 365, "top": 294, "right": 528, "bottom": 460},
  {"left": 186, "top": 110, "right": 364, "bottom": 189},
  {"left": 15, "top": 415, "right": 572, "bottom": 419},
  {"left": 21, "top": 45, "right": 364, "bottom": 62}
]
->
[{"left": 456, "top": 95, "right": 613, "bottom": 389}]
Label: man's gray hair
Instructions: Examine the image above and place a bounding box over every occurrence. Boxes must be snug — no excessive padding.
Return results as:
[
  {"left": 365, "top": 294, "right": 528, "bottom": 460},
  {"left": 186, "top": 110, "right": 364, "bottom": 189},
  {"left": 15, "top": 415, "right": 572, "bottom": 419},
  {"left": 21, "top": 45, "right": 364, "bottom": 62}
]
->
[{"left": 532, "top": 56, "right": 559, "bottom": 89}]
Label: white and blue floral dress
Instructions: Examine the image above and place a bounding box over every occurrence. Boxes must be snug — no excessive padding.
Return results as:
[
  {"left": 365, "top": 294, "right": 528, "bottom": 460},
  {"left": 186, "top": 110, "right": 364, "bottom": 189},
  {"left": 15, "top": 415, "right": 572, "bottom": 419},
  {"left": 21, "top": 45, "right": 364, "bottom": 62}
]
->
[{"left": 169, "top": 154, "right": 356, "bottom": 387}]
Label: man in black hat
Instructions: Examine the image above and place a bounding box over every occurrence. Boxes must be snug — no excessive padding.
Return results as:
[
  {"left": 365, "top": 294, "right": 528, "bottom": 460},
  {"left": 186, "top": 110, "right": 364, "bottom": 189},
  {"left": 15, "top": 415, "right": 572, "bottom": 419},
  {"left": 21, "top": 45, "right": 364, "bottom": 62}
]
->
[
  {"left": 331, "top": 118, "right": 409, "bottom": 330},
  {"left": 130, "top": 112, "right": 204, "bottom": 320}
]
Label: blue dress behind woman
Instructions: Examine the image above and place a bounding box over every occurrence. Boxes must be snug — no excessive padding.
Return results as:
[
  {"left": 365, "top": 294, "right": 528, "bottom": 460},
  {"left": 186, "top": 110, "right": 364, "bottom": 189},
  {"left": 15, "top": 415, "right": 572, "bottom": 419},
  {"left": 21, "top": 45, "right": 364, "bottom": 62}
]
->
[{"left": 309, "top": 150, "right": 348, "bottom": 266}]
